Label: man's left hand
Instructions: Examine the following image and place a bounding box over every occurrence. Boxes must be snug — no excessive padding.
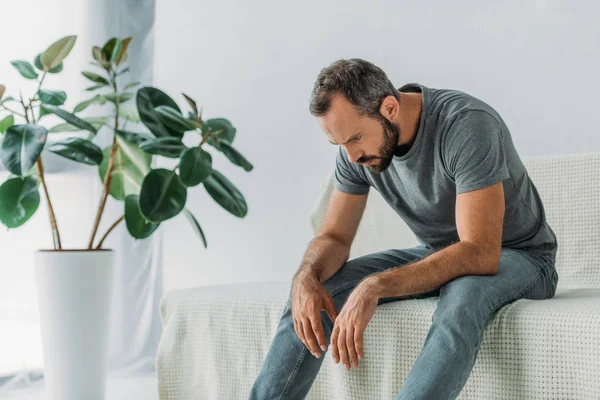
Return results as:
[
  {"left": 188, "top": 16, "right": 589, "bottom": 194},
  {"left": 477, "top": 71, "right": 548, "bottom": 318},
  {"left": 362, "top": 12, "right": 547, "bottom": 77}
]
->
[{"left": 331, "top": 277, "right": 380, "bottom": 370}]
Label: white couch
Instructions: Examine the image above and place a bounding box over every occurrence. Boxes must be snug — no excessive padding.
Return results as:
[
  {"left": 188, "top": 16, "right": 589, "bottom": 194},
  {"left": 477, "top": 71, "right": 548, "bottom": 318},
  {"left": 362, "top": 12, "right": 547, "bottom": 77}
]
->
[{"left": 156, "top": 153, "right": 600, "bottom": 399}]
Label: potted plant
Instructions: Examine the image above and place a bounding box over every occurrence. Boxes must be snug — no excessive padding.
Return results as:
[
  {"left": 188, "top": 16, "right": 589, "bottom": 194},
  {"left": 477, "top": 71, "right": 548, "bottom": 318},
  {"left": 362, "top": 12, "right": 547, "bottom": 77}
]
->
[{"left": 0, "top": 35, "right": 253, "bottom": 400}]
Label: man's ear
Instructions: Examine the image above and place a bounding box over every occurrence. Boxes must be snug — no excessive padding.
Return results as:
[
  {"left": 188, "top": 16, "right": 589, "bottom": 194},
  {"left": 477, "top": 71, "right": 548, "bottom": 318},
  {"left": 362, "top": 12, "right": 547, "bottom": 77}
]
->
[{"left": 379, "top": 94, "right": 399, "bottom": 120}]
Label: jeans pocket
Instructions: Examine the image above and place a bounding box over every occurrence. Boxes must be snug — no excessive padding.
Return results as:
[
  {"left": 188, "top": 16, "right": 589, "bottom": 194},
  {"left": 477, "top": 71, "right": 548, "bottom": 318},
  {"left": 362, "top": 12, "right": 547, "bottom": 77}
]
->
[
  {"left": 539, "top": 255, "right": 558, "bottom": 298},
  {"left": 525, "top": 251, "right": 557, "bottom": 299}
]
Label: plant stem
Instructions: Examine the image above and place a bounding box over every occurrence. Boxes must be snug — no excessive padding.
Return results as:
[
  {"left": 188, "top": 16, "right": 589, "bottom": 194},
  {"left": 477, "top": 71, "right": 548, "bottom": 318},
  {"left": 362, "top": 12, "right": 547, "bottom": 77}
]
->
[
  {"left": 0, "top": 104, "right": 26, "bottom": 118},
  {"left": 87, "top": 68, "right": 120, "bottom": 249},
  {"left": 197, "top": 128, "right": 222, "bottom": 148},
  {"left": 21, "top": 89, "right": 62, "bottom": 250},
  {"left": 95, "top": 215, "right": 124, "bottom": 249},
  {"left": 36, "top": 157, "right": 62, "bottom": 249}
]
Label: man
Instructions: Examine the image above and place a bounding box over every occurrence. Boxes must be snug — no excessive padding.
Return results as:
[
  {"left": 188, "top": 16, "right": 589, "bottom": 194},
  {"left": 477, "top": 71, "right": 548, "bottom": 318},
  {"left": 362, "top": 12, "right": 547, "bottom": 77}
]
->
[{"left": 249, "top": 58, "right": 558, "bottom": 399}]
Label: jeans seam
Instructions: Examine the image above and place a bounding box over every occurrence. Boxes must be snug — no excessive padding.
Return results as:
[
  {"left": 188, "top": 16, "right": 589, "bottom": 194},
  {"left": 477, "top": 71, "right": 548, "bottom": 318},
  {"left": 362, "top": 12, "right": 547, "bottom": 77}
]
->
[
  {"left": 279, "top": 346, "right": 308, "bottom": 400},
  {"left": 447, "top": 324, "right": 486, "bottom": 400},
  {"left": 448, "top": 296, "right": 505, "bottom": 398},
  {"left": 547, "top": 267, "right": 557, "bottom": 298},
  {"left": 487, "top": 269, "right": 543, "bottom": 313}
]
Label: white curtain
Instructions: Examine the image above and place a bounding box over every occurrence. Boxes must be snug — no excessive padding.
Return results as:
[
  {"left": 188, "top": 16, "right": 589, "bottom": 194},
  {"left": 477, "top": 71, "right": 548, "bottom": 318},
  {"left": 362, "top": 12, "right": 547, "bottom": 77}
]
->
[
  {"left": 0, "top": 0, "right": 160, "bottom": 391},
  {"left": 88, "top": 0, "right": 162, "bottom": 374}
]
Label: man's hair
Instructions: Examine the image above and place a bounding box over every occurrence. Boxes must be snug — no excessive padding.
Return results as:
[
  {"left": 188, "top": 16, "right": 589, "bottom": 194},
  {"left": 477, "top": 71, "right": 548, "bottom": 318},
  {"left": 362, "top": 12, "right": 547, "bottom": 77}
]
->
[{"left": 309, "top": 58, "right": 400, "bottom": 119}]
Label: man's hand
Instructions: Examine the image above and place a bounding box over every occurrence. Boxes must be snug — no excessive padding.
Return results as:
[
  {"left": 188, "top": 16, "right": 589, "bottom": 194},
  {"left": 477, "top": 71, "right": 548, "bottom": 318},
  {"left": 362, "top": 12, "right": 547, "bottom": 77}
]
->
[
  {"left": 291, "top": 272, "right": 339, "bottom": 359},
  {"left": 331, "top": 277, "right": 379, "bottom": 370}
]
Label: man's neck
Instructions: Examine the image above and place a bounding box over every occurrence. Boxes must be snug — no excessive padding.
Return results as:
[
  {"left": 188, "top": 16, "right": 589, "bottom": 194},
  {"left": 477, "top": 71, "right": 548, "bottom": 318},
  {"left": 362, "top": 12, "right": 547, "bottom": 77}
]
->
[{"left": 394, "top": 92, "right": 423, "bottom": 148}]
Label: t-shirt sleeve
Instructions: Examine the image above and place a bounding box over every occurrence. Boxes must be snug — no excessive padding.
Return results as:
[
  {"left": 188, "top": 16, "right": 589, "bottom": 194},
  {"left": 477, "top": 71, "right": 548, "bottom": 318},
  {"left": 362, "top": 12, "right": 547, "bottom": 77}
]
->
[
  {"left": 443, "top": 110, "right": 510, "bottom": 194},
  {"left": 333, "top": 146, "right": 370, "bottom": 195}
]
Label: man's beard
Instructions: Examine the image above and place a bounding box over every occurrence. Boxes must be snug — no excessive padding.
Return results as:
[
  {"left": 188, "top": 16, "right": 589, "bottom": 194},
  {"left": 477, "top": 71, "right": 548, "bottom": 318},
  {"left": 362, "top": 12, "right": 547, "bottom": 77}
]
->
[{"left": 362, "top": 118, "right": 401, "bottom": 173}]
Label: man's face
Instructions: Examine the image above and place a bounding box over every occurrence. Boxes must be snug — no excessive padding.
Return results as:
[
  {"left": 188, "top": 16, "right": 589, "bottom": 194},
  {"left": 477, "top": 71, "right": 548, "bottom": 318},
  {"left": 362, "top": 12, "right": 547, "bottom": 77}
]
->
[{"left": 317, "top": 93, "right": 400, "bottom": 173}]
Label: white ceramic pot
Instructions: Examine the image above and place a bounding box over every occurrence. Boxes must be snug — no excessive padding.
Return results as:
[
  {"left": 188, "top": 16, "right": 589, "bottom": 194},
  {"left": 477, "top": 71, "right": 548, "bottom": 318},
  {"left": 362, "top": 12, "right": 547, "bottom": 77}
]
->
[{"left": 34, "top": 249, "right": 115, "bottom": 400}]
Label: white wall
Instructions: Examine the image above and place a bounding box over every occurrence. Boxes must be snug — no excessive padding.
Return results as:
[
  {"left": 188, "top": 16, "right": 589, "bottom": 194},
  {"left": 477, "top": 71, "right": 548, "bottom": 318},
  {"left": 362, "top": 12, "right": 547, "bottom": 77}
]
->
[{"left": 154, "top": 0, "right": 600, "bottom": 291}]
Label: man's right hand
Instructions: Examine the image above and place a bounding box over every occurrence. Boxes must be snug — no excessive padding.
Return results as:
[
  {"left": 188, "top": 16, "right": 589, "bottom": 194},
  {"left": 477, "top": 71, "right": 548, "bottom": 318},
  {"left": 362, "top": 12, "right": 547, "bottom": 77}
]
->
[{"left": 291, "top": 272, "right": 339, "bottom": 359}]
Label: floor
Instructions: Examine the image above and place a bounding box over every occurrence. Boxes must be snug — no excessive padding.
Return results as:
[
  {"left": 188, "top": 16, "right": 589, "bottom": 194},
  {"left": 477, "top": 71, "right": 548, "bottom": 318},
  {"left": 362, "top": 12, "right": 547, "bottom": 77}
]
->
[{"left": 0, "top": 372, "right": 159, "bottom": 400}]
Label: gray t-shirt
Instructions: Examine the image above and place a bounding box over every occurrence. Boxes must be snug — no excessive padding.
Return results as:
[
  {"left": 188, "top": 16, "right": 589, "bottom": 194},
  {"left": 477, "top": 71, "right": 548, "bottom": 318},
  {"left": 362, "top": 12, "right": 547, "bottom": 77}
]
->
[{"left": 334, "top": 83, "right": 558, "bottom": 259}]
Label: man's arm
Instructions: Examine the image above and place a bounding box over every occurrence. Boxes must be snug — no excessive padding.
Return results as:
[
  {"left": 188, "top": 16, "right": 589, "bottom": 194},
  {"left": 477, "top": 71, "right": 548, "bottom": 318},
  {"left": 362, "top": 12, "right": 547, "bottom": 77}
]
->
[
  {"left": 366, "top": 181, "right": 505, "bottom": 299},
  {"left": 294, "top": 187, "right": 368, "bottom": 283}
]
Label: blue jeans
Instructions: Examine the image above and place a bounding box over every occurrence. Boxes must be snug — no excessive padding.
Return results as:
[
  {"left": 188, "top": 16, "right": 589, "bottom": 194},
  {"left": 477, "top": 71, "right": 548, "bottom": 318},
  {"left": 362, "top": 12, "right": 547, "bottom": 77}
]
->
[{"left": 248, "top": 244, "right": 558, "bottom": 400}]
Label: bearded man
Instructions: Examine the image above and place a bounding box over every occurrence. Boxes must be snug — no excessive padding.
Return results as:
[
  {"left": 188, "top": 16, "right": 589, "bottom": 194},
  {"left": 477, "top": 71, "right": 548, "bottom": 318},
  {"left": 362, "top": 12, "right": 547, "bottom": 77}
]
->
[{"left": 248, "top": 58, "right": 558, "bottom": 400}]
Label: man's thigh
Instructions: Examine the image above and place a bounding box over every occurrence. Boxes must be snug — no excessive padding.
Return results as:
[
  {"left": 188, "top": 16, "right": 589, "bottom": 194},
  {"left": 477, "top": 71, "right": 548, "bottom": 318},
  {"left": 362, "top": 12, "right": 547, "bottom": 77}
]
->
[
  {"left": 322, "top": 245, "right": 438, "bottom": 302},
  {"left": 438, "top": 246, "right": 555, "bottom": 318}
]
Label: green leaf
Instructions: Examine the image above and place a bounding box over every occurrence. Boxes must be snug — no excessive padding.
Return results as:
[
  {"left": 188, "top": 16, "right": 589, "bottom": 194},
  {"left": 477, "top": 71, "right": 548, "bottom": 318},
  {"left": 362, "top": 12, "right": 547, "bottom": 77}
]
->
[
  {"left": 104, "top": 93, "right": 133, "bottom": 104},
  {"left": 33, "top": 54, "right": 62, "bottom": 73},
  {"left": 82, "top": 71, "right": 110, "bottom": 85},
  {"left": 40, "top": 35, "right": 77, "bottom": 70},
  {"left": 37, "top": 89, "right": 66, "bottom": 106},
  {"left": 183, "top": 208, "right": 207, "bottom": 248},
  {"left": 203, "top": 169, "right": 247, "bottom": 218},
  {"left": 115, "top": 129, "right": 155, "bottom": 145},
  {"left": 73, "top": 94, "right": 106, "bottom": 113},
  {"left": 0, "top": 176, "right": 40, "bottom": 228},
  {"left": 118, "top": 104, "right": 141, "bottom": 123},
  {"left": 92, "top": 46, "right": 104, "bottom": 62},
  {"left": 48, "top": 117, "right": 109, "bottom": 133},
  {"left": 0, "top": 124, "right": 47, "bottom": 176},
  {"left": 154, "top": 105, "right": 196, "bottom": 132},
  {"left": 102, "top": 38, "right": 122, "bottom": 64},
  {"left": 92, "top": 46, "right": 110, "bottom": 69},
  {"left": 38, "top": 105, "right": 50, "bottom": 120},
  {"left": 10, "top": 61, "right": 38, "bottom": 79},
  {"left": 98, "top": 134, "right": 151, "bottom": 201},
  {"left": 0, "top": 115, "right": 14, "bottom": 134},
  {"left": 203, "top": 118, "right": 236, "bottom": 151},
  {"left": 124, "top": 194, "right": 160, "bottom": 239},
  {"left": 139, "top": 137, "right": 187, "bottom": 158},
  {"left": 178, "top": 147, "right": 212, "bottom": 187},
  {"left": 43, "top": 105, "right": 97, "bottom": 134},
  {"left": 139, "top": 168, "right": 187, "bottom": 223},
  {"left": 85, "top": 84, "right": 108, "bottom": 91},
  {"left": 124, "top": 81, "right": 140, "bottom": 91},
  {"left": 182, "top": 93, "right": 198, "bottom": 119},
  {"left": 115, "top": 37, "right": 132, "bottom": 66},
  {"left": 219, "top": 141, "right": 253, "bottom": 172},
  {"left": 47, "top": 137, "right": 103, "bottom": 165},
  {"left": 136, "top": 86, "right": 184, "bottom": 138}
]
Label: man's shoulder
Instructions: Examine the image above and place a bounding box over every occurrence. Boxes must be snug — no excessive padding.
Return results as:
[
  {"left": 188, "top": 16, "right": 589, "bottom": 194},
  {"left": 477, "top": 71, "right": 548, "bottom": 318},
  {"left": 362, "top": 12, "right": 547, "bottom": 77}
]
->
[{"left": 424, "top": 89, "right": 503, "bottom": 138}]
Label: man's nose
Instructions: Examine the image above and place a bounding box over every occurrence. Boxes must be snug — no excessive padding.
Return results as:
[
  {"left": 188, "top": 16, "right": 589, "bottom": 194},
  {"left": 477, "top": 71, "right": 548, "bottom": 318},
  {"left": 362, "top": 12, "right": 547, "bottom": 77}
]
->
[{"left": 344, "top": 146, "right": 362, "bottom": 164}]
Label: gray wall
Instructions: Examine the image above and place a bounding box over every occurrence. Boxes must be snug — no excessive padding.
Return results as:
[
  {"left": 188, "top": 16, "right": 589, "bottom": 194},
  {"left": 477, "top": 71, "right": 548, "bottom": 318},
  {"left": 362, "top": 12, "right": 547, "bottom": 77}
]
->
[{"left": 155, "top": 1, "right": 600, "bottom": 291}]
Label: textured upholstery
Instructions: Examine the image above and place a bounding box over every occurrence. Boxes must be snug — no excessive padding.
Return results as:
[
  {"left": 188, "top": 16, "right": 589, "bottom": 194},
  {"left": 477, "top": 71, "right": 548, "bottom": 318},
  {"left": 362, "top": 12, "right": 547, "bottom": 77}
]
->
[{"left": 157, "top": 153, "right": 600, "bottom": 399}]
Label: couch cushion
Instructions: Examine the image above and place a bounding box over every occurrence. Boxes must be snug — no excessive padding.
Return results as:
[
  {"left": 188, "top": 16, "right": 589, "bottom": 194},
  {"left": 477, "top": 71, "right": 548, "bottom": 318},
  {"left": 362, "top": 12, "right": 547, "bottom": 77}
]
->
[
  {"left": 522, "top": 153, "right": 600, "bottom": 288},
  {"left": 157, "top": 282, "right": 600, "bottom": 399}
]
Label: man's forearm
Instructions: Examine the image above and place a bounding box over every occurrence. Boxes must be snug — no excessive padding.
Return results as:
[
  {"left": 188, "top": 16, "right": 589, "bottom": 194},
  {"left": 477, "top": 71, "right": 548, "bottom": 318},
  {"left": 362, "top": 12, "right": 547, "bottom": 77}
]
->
[
  {"left": 294, "top": 234, "right": 350, "bottom": 284},
  {"left": 367, "top": 241, "right": 498, "bottom": 299}
]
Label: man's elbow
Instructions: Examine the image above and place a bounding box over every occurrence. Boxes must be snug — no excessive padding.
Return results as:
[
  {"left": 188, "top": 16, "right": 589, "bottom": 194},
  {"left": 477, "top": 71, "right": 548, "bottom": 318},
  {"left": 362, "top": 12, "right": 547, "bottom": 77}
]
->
[
  {"left": 462, "top": 241, "right": 501, "bottom": 275},
  {"left": 480, "top": 246, "right": 501, "bottom": 275}
]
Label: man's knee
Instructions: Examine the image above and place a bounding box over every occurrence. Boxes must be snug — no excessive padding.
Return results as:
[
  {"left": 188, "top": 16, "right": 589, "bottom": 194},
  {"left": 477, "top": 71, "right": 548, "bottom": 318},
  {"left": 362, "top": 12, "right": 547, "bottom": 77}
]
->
[{"left": 436, "top": 276, "right": 495, "bottom": 324}]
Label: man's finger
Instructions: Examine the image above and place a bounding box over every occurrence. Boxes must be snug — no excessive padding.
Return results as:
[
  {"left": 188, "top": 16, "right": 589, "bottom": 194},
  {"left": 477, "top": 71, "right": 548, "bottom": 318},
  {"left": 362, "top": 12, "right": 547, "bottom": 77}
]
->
[
  {"left": 309, "top": 313, "right": 328, "bottom": 352},
  {"left": 354, "top": 326, "right": 365, "bottom": 359},
  {"left": 337, "top": 326, "right": 350, "bottom": 370},
  {"left": 346, "top": 325, "right": 359, "bottom": 368},
  {"left": 295, "top": 319, "right": 308, "bottom": 350},
  {"left": 302, "top": 317, "right": 321, "bottom": 358},
  {"left": 331, "top": 324, "right": 340, "bottom": 363}
]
